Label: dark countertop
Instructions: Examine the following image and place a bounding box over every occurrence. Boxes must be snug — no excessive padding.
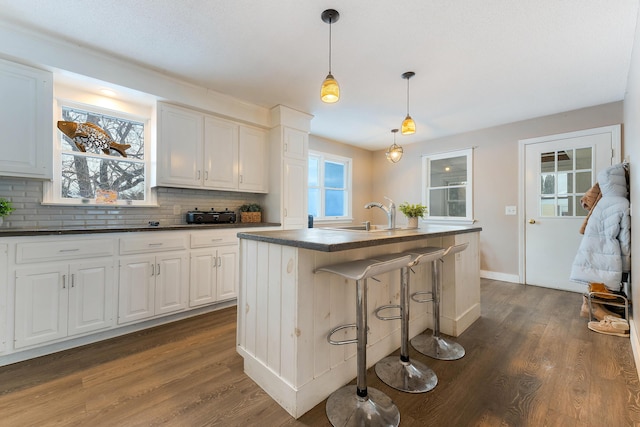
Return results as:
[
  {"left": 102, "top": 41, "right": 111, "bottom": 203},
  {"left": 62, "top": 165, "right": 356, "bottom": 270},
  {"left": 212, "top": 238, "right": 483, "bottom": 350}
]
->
[
  {"left": 0, "top": 222, "right": 281, "bottom": 237},
  {"left": 237, "top": 224, "right": 482, "bottom": 252}
]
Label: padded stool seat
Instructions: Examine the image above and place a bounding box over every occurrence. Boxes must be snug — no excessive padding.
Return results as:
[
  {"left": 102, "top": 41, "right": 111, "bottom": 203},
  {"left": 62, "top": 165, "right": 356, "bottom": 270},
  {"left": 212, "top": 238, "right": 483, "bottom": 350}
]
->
[
  {"left": 316, "top": 254, "right": 410, "bottom": 427},
  {"left": 410, "top": 243, "right": 468, "bottom": 361}
]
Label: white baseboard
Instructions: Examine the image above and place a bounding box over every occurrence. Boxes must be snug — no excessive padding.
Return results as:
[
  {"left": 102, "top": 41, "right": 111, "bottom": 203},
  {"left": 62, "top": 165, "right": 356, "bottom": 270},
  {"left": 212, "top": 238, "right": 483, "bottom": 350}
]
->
[
  {"left": 480, "top": 270, "right": 520, "bottom": 284},
  {"left": 630, "top": 318, "right": 640, "bottom": 382}
]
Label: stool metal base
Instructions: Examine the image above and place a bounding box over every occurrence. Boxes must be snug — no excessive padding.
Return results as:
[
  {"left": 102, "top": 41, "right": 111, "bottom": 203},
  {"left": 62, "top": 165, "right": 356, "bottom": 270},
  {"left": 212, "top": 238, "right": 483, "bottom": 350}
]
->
[
  {"left": 411, "top": 334, "right": 465, "bottom": 361},
  {"left": 326, "top": 385, "right": 400, "bottom": 427},
  {"left": 375, "top": 356, "right": 437, "bottom": 393}
]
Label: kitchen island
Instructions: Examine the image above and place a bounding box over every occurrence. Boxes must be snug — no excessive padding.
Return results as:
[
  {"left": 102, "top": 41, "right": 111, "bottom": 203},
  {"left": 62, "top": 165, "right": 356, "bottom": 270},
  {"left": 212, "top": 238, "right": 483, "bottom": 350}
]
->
[{"left": 236, "top": 225, "right": 481, "bottom": 418}]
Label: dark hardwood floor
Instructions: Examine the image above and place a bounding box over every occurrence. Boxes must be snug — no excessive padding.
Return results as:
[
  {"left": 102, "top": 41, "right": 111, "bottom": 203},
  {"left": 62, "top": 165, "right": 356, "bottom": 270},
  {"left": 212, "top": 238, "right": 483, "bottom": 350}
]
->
[{"left": 1, "top": 279, "right": 639, "bottom": 426}]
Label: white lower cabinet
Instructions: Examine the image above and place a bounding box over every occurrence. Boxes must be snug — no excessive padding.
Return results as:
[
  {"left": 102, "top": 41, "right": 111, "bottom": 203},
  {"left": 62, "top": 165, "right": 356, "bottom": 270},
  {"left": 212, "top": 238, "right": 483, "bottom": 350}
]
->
[
  {"left": 190, "top": 244, "right": 238, "bottom": 307},
  {"left": 14, "top": 260, "right": 114, "bottom": 349},
  {"left": 118, "top": 252, "right": 188, "bottom": 324},
  {"left": 2, "top": 229, "right": 242, "bottom": 363}
]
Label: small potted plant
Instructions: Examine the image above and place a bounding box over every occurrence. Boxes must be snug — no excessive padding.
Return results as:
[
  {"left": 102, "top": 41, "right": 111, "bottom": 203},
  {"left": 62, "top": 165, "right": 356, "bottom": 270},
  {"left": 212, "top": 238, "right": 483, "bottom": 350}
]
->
[
  {"left": 0, "top": 197, "right": 14, "bottom": 226},
  {"left": 239, "top": 203, "right": 263, "bottom": 223},
  {"left": 398, "top": 202, "right": 427, "bottom": 228}
]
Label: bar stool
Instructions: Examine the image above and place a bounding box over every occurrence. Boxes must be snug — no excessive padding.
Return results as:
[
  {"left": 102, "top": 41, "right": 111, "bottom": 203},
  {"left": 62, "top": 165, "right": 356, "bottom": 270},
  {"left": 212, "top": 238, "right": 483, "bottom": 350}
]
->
[
  {"left": 315, "top": 255, "right": 411, "bottom": 427},
  {"left": 372, "top": 248, "right": 445, "bottom": 393},
  {"left": 410, "top": 243, "right": 469, "bottom": 361}
]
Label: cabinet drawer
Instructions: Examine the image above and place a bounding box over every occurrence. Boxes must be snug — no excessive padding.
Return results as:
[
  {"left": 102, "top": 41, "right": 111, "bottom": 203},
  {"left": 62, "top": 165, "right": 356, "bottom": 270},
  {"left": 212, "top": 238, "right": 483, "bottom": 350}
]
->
[
  {"left": 190, "top": 230, "right": 237, "bottom": 248},
  {"left": 16, "top": 238, "right": 114, "bottom": 264},
  {"left": 120, "top": 234, "right": 188, "bottom": 255}
]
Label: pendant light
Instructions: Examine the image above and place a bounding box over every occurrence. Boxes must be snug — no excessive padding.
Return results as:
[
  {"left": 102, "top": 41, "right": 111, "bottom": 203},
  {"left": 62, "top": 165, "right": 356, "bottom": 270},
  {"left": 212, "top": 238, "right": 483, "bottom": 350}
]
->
[
  {"left": 401, "top": 71, "right": 416, "bottom": 134},
  {"left": 386, "top": 129, "right": 403, "bottom": 163},
  {"left": 321, "top": 9, "right": 340, "bottom": 103}
]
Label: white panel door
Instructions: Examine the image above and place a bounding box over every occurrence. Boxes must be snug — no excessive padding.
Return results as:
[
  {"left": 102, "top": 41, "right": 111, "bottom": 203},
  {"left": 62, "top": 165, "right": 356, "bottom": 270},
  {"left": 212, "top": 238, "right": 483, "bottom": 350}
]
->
[
  {"left": 155, "top": 253, "right": 188, "bottom": 315},
  {"left": 204, "top": 116, "right": 238, "bottom": 189},
  {"left": 0, "top": 58, "right": 53, "bottom": 179},
  {"left": 238, "top": 126, "right": 268, "bottom": 192},
  {"left": 216, "top": 245, "right": 239, "bottom": 301},
  {"left": 189, "top": 251, "right": 217, "bottom": 307},
  {"left": 522, "top": 125, "right": 620, "bottom": 292},
  {"left": 283, "top": 158, "right": 307, "bottom": 229},
  {"left": 14, "top": 265, "right": 67, "bottom": 348},
  {"left": 157, "top": 103, "right": 203, "bottom": 187},
  {"left": 68, "top": 260, "right": 114, "bottom": 336},
  {"left": 118, "top": 256, "right": 155, "bottom": 324}
]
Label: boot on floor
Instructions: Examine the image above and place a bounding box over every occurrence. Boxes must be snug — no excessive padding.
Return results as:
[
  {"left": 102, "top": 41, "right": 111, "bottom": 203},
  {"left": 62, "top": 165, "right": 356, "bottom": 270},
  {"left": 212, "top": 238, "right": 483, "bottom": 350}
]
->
[{"left": 580, "top": 296, "right": 621, "bottom": 321}]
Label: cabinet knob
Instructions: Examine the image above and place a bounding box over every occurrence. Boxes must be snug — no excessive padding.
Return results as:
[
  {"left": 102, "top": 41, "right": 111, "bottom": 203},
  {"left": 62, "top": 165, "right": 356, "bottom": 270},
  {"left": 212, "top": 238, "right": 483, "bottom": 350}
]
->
[{"left": 528, "top": 219, "right": 536, "bottom": 224}]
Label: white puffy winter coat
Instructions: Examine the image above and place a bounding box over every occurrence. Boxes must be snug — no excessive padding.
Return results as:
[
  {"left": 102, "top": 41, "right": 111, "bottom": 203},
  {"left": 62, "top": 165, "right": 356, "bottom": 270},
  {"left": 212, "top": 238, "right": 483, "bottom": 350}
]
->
[{"left": 570, "top": 163, "right": 630, "bottom": 291}]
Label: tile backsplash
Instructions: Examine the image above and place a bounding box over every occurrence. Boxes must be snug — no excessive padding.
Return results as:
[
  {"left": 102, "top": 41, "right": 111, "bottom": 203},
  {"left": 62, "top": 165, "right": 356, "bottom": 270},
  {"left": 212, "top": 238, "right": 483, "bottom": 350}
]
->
[{"left": 0, "top": 177, "right": 264, "bottom": 229}]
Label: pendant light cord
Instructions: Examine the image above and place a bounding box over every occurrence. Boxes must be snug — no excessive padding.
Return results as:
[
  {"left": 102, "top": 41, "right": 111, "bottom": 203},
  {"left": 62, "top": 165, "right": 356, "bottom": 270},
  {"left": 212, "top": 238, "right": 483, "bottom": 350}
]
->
[
  {"left": 406, "top": 77, "right": 410, "bottom": 115},
  {"left": 328, "top": 17, "right": 332, "bottom": 74}
]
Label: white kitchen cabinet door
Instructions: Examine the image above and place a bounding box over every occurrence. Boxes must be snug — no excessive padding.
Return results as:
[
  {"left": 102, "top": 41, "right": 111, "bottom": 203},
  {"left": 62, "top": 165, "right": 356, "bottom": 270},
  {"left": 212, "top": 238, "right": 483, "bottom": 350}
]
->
[
  {"left": 118, "top": 256, "right": 156, "bottom": 324},
  {"left": 204, "top": 116, "right": 239, "bottom": 190},
  {"left": 157, "top": 103, "right": 203, "bottom": 188},
  {"left": 67, "top": 260, "right": 114, "bottom": 337},
  {"left": 0, "top": 59, "right": 53, "bottom": 179},
  {"left": 189, "top": 244, "right": 238, "bottom": 306},
  {"left": 155, "top": 253, "right": 189, "bottom": 315},
  {"left": 14, "top": 265, "right": 68, "bottom": 348},
  {"left": 283, "top": 127, "right": 308, "bottom": 161},
  {"left": 283, "top": 158, "right": 307, "bottom": 229},
  {"left": 238, "top": 126, "right": 268, "bottom": 193},
  {"left": 216, "top": 245, "right": 239, "bottom": 301},
  {"left": 189, "top": 251, "right": 217, "bottom": 307}
]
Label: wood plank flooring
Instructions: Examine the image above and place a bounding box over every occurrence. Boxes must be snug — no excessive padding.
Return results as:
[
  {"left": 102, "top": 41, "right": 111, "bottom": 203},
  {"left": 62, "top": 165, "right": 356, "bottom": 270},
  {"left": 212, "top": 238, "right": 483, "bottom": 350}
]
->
[{"left": 1, "top": 279, "right": 639, "bottom": 426}]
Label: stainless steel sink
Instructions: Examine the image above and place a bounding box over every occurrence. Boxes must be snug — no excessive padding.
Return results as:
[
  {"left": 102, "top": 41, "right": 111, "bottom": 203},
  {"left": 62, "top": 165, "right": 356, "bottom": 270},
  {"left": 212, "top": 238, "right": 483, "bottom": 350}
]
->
[{"left": 323, "top": 224, "right": 409, "bottom": 232}]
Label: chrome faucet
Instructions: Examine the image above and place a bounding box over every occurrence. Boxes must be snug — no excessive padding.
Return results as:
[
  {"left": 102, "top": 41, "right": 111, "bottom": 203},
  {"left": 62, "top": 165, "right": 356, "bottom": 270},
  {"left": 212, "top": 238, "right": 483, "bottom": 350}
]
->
[{"left": 364, "top": 196, "right": 396, "bottom": 230}]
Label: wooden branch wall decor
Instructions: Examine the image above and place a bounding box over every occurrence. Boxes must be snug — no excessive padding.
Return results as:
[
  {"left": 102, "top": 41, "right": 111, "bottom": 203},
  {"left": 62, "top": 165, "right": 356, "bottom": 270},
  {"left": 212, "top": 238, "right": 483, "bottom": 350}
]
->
[{"left": 57, "top": 121, "right": 131, "bottom": 157}]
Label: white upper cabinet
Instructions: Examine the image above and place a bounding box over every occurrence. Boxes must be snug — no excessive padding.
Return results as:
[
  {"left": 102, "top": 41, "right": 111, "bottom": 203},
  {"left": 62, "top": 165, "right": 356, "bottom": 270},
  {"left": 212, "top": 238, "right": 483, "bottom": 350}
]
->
[
  {"left": 157, "top": 103, "right": 204, "bottom": 188},
  {"left": 283, "top": 127, "right": 308, "bottom": 161},
  {"left": 0, "top": 58, "right": 53, "bottom": 179},
  {"left": 156, "top": 103, "right": 267, "bottom": 193},
  {"left": 205, "top": 116, "right": 239, "bottom": 190},
  {"left": 238, "top": 126, "right": 268, "bottom": 192}
]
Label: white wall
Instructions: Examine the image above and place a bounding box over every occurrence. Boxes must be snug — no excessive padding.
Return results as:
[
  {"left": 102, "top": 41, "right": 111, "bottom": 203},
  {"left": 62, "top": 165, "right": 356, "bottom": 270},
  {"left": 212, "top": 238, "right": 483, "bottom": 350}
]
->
[
  {"left": 623, "top": 4, "right": 640, "bottom": 364},
  {"left": 371, "top": 102, "right": 623, "bottom": 278}
]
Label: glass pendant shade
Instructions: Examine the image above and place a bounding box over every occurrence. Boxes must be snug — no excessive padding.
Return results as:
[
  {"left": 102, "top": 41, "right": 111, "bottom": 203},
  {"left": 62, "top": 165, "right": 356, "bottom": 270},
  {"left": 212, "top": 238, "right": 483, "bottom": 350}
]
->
[
  {"left": 401, "top": 114, "right": 416, "bottom": 135},
  {"left": 386, "top": 129, "right": 403, "bottom": 163},
  {"left": 321, "top": 73, "right": 340, "bottom": 103},
  {"left": 401, "top": 71, "right": 416, "bottom": 134},
  {"left": 386, "top": 143, "right": 403, "bottom": 163}
]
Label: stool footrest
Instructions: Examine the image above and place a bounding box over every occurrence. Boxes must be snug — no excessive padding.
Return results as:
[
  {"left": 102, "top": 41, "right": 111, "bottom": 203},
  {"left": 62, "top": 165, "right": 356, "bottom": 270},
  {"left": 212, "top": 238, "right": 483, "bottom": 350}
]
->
[
  {"left": 411, "top": 290, "right": 433, "bottom": 304},
  {"left": 374, "top": 304, "right": 402, "bottom": 321},
  {"left": 327, "top": 323, "right": 359, "bottom": 345}
]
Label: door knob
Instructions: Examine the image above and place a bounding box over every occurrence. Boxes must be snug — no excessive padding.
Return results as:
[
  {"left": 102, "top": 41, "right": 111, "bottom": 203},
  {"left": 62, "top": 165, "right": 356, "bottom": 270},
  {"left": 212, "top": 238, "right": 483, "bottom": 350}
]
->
[{"left": 528, "top": 219, "right": 536, "bottom": 224}]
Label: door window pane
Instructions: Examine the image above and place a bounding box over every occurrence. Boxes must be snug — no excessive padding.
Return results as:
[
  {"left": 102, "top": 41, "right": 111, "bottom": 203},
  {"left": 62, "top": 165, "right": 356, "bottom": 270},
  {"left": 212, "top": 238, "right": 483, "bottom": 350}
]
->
[
  {"left": 557, "top": 150, "right": 573, "bottom": 172},
  {"left": 576, "top": 147, "right": 592, "bottom": 169},
  {"left": 538, "top": 146, "right": 592, "bottom": 218},
  {"left": 575, "top": 171, "right": 592, "bottom": 193}
]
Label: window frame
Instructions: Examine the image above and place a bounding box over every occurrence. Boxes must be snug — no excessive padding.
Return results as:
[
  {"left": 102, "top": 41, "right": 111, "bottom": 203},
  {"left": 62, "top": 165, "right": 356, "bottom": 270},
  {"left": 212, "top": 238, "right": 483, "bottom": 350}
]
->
[
  {"left": 422, "top": 148, "right": 474, "bottom": 224},
  {"left": 308, "top": 150, "right": 353, "bottom": 223},
  {"left": 43, "top": 98, "right": 156, "bottom": 207}
]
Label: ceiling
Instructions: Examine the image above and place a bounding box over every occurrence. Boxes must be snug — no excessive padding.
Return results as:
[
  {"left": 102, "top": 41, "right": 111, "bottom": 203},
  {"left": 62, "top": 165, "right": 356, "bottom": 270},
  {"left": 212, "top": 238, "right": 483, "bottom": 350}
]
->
[{"left": 0, "top": 0, "right": 638, "bottom": 150}]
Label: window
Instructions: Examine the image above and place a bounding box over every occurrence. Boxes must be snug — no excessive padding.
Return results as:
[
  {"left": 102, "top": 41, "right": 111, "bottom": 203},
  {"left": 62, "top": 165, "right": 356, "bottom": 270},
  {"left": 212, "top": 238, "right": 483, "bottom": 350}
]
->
[
  {"left": 422, "top": 148, "right": 474, "bottom": 223},
  {"left": 308, "top": 151, "right": 352, "bottom": 220},
  {"left": 45, "top": 100, "right": 155, "bottom": 206},
  {"left": 539, "top": 148, "right": 592, "bottom": 217}
]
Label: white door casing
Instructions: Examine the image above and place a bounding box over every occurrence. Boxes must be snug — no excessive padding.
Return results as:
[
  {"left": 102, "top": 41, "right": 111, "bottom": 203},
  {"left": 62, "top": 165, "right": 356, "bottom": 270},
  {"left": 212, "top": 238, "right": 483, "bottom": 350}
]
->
[{"left": 518, "top": 125, "right": 621, "bottom": 292}]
